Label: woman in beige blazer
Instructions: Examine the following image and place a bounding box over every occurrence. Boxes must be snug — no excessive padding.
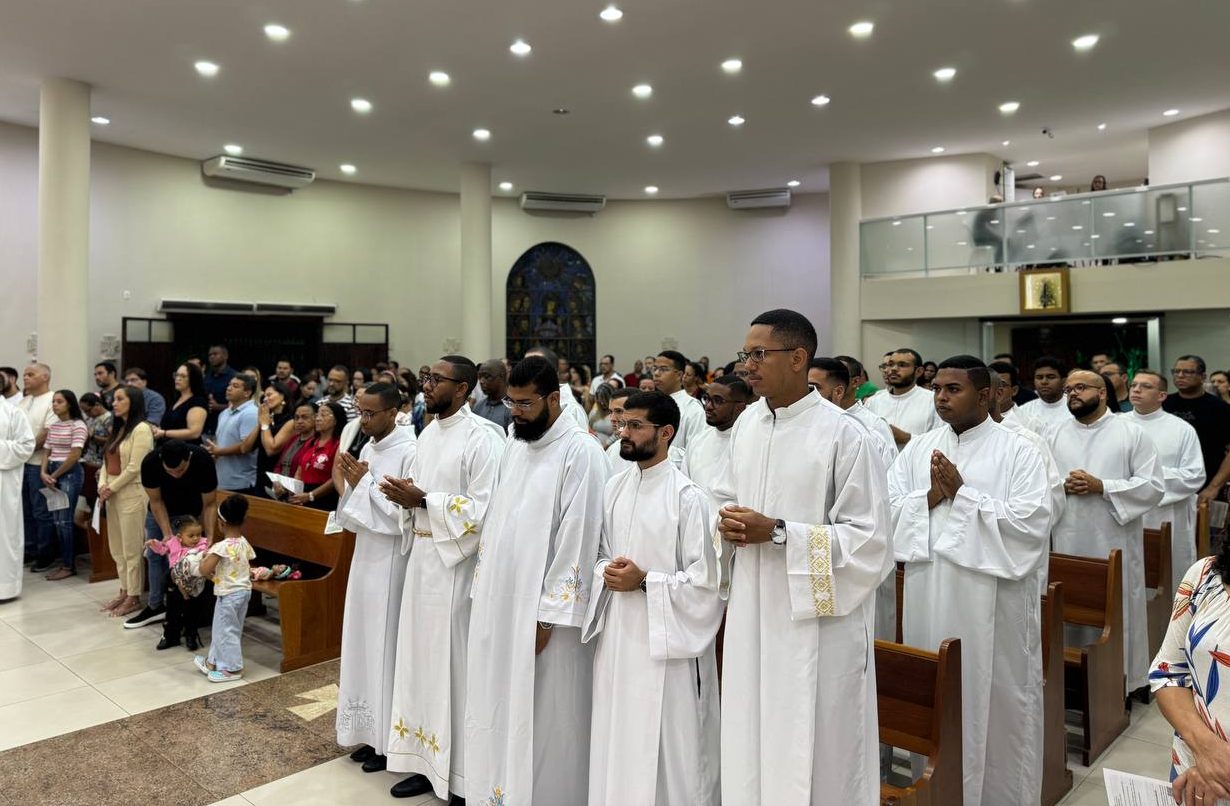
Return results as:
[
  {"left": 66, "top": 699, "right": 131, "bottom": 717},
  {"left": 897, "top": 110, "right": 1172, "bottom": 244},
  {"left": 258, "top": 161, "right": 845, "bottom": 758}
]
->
[{"left": 97, "top": 386, "right": 154, "bottom": 617}]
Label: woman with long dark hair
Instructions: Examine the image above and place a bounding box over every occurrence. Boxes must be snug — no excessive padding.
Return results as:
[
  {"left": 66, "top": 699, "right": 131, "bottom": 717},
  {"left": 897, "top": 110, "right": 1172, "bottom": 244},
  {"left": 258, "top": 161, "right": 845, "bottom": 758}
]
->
[
  {"left": 154, "top": 362, "right": 208, "bottom": 443},
  {"left": 38, "top": 390, "right": 88, "bottom": 579},
  {"left": 97, "top": 386, "right": 154, "bottom": 617}
]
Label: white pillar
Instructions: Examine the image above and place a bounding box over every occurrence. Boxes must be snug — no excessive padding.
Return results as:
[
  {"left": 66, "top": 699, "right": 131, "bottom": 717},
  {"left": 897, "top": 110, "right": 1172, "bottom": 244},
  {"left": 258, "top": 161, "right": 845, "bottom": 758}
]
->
[
  {"left": 37, "top": 78, "right": 92, "bottom": 389},
  {"left": 459, "top": 162, "right": 494, "bottom": 360},
  {"left": 829, "top": 162, "right": 863, "bottom": 359}
]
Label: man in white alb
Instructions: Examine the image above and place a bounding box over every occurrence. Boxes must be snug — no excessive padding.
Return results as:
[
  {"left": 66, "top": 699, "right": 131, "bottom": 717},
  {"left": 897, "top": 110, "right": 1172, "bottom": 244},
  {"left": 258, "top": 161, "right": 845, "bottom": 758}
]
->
[
  {"left": 652, "top": 350, "right": 707, "bottom": 450},
  {"left": 605, "top": 388, "right": 684, "bottom": 476},
  {"left": 989, "top": 360, "right": 1044, "bottom": 435},
  {"left": 380, "top": 357, "right": 506, "bottom": 802},
  {"left": 864, "top": 348, "right": 941, "bottom": 449},
  {"left": 525, "top": 345, "right": 590, "bottom": 434},
  {"left": 584, "top": 390, "right": 724, "bottom": 806},
  {"left": 1017, "top": 356, "right": 1071, "bottom": 437},
  {"left": 0, "top": 375, "right": 35, "bottom": 600},
  {"left": 713, "top": 309, "right": 891, "bottom": 805},
  {"left": 682, "top": 374, "right": 750, "bottom": 496},
  {"left": 890, "top": 356, "right": 1053, "bottom": 805}
]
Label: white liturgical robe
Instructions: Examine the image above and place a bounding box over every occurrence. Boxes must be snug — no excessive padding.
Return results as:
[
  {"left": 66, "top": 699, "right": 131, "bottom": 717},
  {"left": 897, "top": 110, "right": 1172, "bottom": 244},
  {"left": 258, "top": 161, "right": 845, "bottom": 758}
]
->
[
  {"left": 863, "top": 384, "right": 941, "bottom": 448},
  {"left": 334, "top": 426, "right": 417, "bottom": 755},
  {"left": 1017, "top": 396, "right": 1072, "bottom": 437},
  {"left": 559, "top": 383, "right": 591, "bottom": 433},
  {"left": 670, "top": 389, "right": 707, "bottom": 450},
  {"left": 1122, "top": 407, "right": 1205, "bottom": 590},
  {"left": 606, "top": 438, "right": 684, "bottom": 478},
  {"left": 843, "top": 405, "right": 898, "bottom": 643},
  {"left": 1047, "top": 409, "right": 1164, "bottom": 689},
  {"left": 583, "top": 460, "right": 723, "bottom": 806},
  {"left": 711, "top": 391, "right": 891, "bottom": 805},
  {"left": 465, "top": 411, "right": 608, "bottom": 806},
  {"left": 386, "top": 405, "right": 506, "bottom": 798},
  {"left": 890, "top": 417, "right": 1052, "bottom": 805},
  {"left": 0, "top": 397, "right": 35, "bottom": 600},
  {"left": 681, "top": 424, "right": 732, "bottom": 496}
]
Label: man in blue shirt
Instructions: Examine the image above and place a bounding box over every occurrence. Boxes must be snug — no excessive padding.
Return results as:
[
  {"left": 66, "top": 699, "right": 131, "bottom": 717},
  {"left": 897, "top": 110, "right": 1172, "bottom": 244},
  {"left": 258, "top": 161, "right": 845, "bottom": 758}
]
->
[
  {"left": 207, "top": 374, "right": 259, "bottom": 492},
  {"left": 203, "top": 344, "right": 238, "bottom": 435},
  {"left": 123, "top": 367, "right": 167, "bottom": 426}
]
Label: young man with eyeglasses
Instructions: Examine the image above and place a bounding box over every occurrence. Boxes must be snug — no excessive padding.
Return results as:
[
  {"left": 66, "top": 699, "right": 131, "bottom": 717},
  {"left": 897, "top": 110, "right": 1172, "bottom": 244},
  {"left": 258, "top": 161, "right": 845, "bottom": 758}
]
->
[
  {"left": 864, "top": 347, "right": 942, "bottom": 449},
  {"left": 683, "top": 375, "right": 750, "bottom": 498},
  {"left": 1163, "top": 355, "right": 1230, "bottom": 505},
  {"left": 713, "top": 309, "right": 890, "bottom": 805},
  {"left": 1045, "top": 370, "right": 1163, "bottom": 696},
  {"left": 652, "top": 350, "right": 707, "bottom": 450},
  {"left": 334, "top": 382, "right": 418, "bottom": 775},
  {"left": 583, "top": 390, "right": 724, "bottom": 805},
  {"left": 524, "top": 345, "right": 591, "bottom": 434},
  {"left": 465, "top": 355, "right": 607, "bottom": 806},
  {"left": 604, "top": 387, "right": 685, "bottom": 478}
]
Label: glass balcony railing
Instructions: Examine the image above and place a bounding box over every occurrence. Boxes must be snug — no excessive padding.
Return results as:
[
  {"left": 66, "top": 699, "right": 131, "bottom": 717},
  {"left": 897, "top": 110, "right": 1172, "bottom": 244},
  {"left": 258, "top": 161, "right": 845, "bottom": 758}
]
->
[{"left": 860, "top": 177, "right": 1230, "bottom": 277}]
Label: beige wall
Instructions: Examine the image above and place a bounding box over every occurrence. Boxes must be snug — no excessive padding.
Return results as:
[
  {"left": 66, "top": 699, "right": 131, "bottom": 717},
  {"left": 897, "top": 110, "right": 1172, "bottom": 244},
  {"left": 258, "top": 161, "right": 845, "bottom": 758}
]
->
[
  {"left": 859, "top": 154, "right": 1000, "bottom": 220},
  {"left": 1149, "top": 109, "right": 1230, "bottom": 186}
]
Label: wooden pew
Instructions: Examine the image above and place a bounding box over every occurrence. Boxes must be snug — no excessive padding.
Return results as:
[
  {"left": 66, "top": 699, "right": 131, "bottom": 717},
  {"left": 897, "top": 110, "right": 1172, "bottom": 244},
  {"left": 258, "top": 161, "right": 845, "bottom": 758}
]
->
[
  {"left": 1197, "top": 500, "right": 1210, "bottom": 560},
  {"left": 876, "top": 638, "right": 963, "bottom": 806},
  {"left": 1143, "top": 523, "right": 1173, "bottom": 660},
  {"left": 88, "top": 512, "right": 118, "bottom": 583},
  {"left": 1041, "top": 582, "right": 1072, "bottom": 806},
  {"left": 895, "top": 562, "right": 905, "bottom": 644},
  {"left": 242, "top": 496, "right": 357, "bottom": 672},
  {"left": 1050, "top": 550, "right": 1129, "bottom": 766}
]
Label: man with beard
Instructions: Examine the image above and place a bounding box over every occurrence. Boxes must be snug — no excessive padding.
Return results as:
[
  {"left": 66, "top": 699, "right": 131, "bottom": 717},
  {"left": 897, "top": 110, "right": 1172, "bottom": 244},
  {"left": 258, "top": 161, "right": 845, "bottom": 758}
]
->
[
  {"left": 584, "top": 391, "right": 723, "bottom": 805},
  {"left": 1017, "top": 356, "right": 1070, "bottom": 437},
  {"left": 890, "top": 356, "right": 1052, "bottom": 805},
  {"left": 605, "top": 387, "right": 684, "bottom": 477},
  {"left": 465, "top": 356, "right": 607, "bottom": 805},
  {"left": 652, "top": 351, "right": 707, "bottom": 450},
  {"left": 1046, "top": 370, "right": 1163, "bottom": 695},
  {"left": 322, "top": 364, "right": 360, "bottom": 422},
  {"left": 864, "top": 348, "right": 941, "bottom": 449},
  {"left": 94, "top": 362, "right": 120, "bottom": 409},
  {"left": 524, "top": 345, "right": 590, "bottom": 433},
  {"left": 382, "top": 357, "right": 506, "bottom": 802},
  {"left": 335, "top": 383, "right": 418, "bottom": 774},
  {"left": 684, "top": 375, "right": 750, "bottom": 497}
]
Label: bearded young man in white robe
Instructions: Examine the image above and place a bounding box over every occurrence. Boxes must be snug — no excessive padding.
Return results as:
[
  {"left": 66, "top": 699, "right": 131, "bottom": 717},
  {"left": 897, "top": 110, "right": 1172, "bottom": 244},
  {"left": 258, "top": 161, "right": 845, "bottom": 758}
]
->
[
  {"left": 0, "top": 384, "right": 35, "bottom": 601},
  {"left": 525, "top": 346, "right": 591, "bottom": 434},
  {"left": 652, "top": 351, "right": 707, "bottom": 450},
  {"left": 864, "top": 348, "right": 941, "bottom": 449},
  {"left": 1122, "top": 369, "right": 1205, "bottom": 590},
  {"left": 380, "top": 357, "right": 506, "bottom": 803},
  {"left": 583, "top": 390, "right": 724, "bottom": 806},
  {"left": 1047, "top": 370, "right": 1164, "bottom": 692},
  {"left": 713, "top": 309, "right": 891, "bottom": 806},
  {"left": 334, "top": 383, "right": 418, "bottom": 773},
  {"left": 605, "top": 388, "right": 684, "bottom": 477},
  {"left": 465, "top": 356, "right": 608, "bottom": 806},
  {"left": 890, "top": 356, "right": 1053, "bottom": 805}
]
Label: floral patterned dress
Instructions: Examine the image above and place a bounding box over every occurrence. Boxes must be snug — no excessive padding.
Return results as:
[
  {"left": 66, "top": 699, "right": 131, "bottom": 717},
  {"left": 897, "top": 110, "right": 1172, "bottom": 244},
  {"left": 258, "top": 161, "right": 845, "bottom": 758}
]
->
[{"left": 1149, "top": 557, "right": 1230, "bottom": 779}]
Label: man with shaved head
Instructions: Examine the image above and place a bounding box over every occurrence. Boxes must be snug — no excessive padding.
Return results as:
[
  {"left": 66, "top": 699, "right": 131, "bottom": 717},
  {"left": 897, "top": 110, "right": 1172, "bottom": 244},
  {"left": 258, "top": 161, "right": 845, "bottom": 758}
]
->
[
  {"left": 18, "top": 363, "right": 55, "bottom": 566},
  {"left": 472, "top": 359, "right": 512, "bottom": 431},
  {"left": 1046, "top": 369, "right": 1164, "bottom": 696}
]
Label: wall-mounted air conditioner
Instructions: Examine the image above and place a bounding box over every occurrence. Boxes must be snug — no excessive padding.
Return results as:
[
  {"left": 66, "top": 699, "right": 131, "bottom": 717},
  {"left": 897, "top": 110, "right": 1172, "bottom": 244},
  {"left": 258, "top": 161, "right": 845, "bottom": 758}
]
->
[
  {"left": 519, "top": 192, "right": 606, "bottom": 213},
  {"left": 727, "top": 188, "right": 792, "bottom": 210},
  {"left": 201, "top": 156, "right": 316, "bottom": 190}
]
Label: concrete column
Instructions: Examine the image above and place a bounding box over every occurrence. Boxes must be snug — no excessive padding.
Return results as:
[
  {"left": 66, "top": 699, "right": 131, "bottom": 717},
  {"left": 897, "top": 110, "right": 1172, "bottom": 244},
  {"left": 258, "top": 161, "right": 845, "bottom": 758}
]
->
[
  {"left": 37, "top": 78, "right": 92, "bottom": 389},
  {"left": 829, "top": 162, "right": 863, "bottom": 359},
  {"left": 459, "top": 162, "right": 494, "bottom": 360}
]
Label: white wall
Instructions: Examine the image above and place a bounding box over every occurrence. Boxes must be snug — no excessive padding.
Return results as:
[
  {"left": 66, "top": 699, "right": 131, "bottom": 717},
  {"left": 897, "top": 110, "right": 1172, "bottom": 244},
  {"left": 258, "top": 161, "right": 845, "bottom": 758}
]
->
[
  {"left": 0, "top": 123, "right": 39, "bottom": 365},
  {"left": 859, "top": 154, "right": 1000, "bottom": 220},
  {"left": 1149, "top": 109, "right": 1230, "bottom": 186},
  {"left": 1162, "top": 309, "right": 1230, "bottom": 372},
  {"left": 861, "top": 319, "right": 982, "bottom": 368}
]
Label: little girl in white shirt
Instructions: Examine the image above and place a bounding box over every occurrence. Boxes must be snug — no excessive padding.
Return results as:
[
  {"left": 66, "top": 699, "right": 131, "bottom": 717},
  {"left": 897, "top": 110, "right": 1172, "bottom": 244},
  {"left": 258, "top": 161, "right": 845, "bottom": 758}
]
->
[{"left": 194, "top": 494, "right": 256, "bottom": 682}]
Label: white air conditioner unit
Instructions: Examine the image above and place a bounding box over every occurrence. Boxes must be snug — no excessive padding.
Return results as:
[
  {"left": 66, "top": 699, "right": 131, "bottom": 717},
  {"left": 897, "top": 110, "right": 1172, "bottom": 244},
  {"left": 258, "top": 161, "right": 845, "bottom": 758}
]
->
[
  {"left": 519, "top": 192, "right": 606, "bottom": 213},
  {"left": 727, "top": 188, "right": 792, "bottom": 210},
  {"left": 159, "top": 299, "right": 256, "bottom": 314},
  {"left": 201, "top": 156, "right": 316, "bottom": 190}
]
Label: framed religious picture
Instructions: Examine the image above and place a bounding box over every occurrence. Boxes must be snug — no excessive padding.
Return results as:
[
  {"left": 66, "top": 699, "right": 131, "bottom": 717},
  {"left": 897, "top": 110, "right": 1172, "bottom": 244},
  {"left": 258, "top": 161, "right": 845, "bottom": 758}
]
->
[{"left": 1018, "top": 267, "right": 1071, "bottom": 315}]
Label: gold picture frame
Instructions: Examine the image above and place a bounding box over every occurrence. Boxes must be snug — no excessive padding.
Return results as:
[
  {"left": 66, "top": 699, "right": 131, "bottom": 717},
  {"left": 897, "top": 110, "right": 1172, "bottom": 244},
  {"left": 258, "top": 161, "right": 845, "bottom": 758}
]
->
[{"left": 1018, "top": 267, "right": 1071, "bottom": 315}]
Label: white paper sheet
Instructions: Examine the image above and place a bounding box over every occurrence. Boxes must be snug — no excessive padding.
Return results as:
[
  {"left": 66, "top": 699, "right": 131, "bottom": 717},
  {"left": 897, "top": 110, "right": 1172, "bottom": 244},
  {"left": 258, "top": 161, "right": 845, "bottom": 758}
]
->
[
  {"left": 323, "top": 510, "right": 343, "bottom": 535},
  {"left": 91, "top": 500, "right": 103, "bottom": 532},
  {"left": 1104, "top": 768, "right": 1230, "bottom": 806},
  {"left": 265, "top": 472, "right": 304, "bottom": 495},
  {"left": 39, "top": 487, "right": 70, "bottom": 511}
]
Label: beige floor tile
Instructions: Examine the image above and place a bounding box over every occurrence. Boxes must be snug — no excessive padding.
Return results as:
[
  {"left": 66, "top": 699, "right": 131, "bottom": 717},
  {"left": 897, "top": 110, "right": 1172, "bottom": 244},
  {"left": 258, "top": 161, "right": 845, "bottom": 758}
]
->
[
  {"left": 1126, "top": 705, "right": 1177, "bottom": 748},
  {"left": 1092, "top": 735, "right": 1174, "bottom": 782},
  {"left": 5, "top": 604, "right": 154, "bottom": 658},
  {"left": 242, "top": 757, "right": 438, "bottom": 806},
  {"left": 207, "top": 797, "right": 255, "bottom": 806},
  {"left": 0, "top": 658, "right": 87, "bottom": 708},
  {"left": 1058, "top": 777, "right": 1109, "bottom": 806},
  {"left": 59, "top": 636, "right": 195, "bottom": 684},
  {"left": 0, "top": 685, "right": 126, "bottom": 751},
  {"left": 94, "top": 660, "right": 255, "bottom": 714},
  {"left": 0, "top": 633, "right": 54, "bottom": 672},
  {"left": 0, "top": 580, "right": 97, "bottom": 618}
]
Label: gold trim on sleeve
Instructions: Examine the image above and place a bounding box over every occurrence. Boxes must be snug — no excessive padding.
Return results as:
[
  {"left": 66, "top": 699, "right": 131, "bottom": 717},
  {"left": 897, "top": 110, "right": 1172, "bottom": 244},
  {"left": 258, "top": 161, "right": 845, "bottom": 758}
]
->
[{"left": 808, "top": 524, "right": 835, "bottom": 616}]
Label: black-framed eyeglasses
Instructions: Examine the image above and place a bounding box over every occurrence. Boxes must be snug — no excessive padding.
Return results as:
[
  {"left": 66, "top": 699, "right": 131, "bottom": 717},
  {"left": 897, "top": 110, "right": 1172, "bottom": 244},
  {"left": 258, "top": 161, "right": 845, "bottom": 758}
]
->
[
  {"left": 700, "top": 393, "right": 730, "bottom": 408},
  {"left": 423, "top": 373, "right": 462, "bottom": 388},
  {"left": 502, "top": 395, "right": 545, "bottom": 411},
  {"left": 358, "top": 406, "right": 395, "bottom": 420},
  {"left": 737, "top": 347, "right": 798, "bottom": 364}
]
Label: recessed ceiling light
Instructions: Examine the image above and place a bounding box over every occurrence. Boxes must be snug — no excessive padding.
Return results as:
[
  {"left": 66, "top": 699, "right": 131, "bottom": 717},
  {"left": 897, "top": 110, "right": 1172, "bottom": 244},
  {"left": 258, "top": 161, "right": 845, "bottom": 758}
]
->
[
  {"left": 646, "top": 134, "right": 664, "bottom": 147},
  {"left": 810, "top": 94, "right": 831, "bottom": 107},
  {"left": 1112, "top": 317, "right": 1128, "bottom": 324},
  {"left": 1072, "top": 34, "right": 1100, "bottom": 51},
  {"left": 1097, "top": 122, "right": 1107, "bottom": 131},
  {"left": 787, "top": 180, "right": 801, "bottom": 188},
  {"left": 599, "top": 5, "right": 623, "bottom": 22},
  {"left": 263, "top": 23, "right": 290, "bottom": 41},
  {"left": 194, "top": 60, "right": 220, "bottom": 77},
  {"left": 339, "top": 164, "right": 357, "bottom": 175},
  {"left": 473, "top": 128, "right": 491, "bottom": 141},
  {"left": 223, "top": 144, "right": 243, "bottom": 156},
  {"left": 1163, "top": 108, "right": 1180, "bottom": 117},
  {"left": 848, "top": 20, "right": 874, "bottom": 38},
  {"left": 1102, "top": 211, "right": 1115, "bottom": 217},
  {"left": 1050, "top": 174, "right": 1063, "bottom": 181},
  {"left": 1026, "top": 160, "right": 1040, "bottom": 167},
  {"left": 510, "top": 39, "right": 532, "bottom": 57},
  {"left": 351, "top": 97, "right": 373, "bottom": 113},
  {"left": 1072, "top": 225, "right": 1083, "bottom": 230},
  {"left": 933, "top": 67, "right": 956, "bottom": 82},
  {"left": 499, "top": 181, "right": 514, "bottom": 192},
  {"left": 632, "top": 83, "right": 653, "bottom": 99},
  {"left": 644, "top": 185, "right": 659, "bottom": 195},
  {"left": 90, "top": 116, "right": 110, "bottom": 125},
  {"left": 1123, "top": 222, "right": 1135, "bottom": 227},
  {"left": 728, "top": 115, "right": 745, "bottom": 126},
  {"left": 721, "top": 58, "right": 742, "bottom": 74},
  {"left": 999, "top": 101, "right": 1020, "bottom": 114},
  {"left": 931, "top": 146, "right": 946, "bottom": 154},
  {"left": 429, "top": 71, "right": 451, "bottom": 87},
  {"left": 1002, "top": 140, "right": 1011, "bottom": 146}
]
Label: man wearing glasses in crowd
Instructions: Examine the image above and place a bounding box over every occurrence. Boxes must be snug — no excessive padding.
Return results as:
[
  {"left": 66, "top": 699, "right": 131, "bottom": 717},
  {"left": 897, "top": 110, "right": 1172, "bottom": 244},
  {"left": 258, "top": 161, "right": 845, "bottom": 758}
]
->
[{"left": 1163, "top": 354, "right": 1230, "bottom": 505}]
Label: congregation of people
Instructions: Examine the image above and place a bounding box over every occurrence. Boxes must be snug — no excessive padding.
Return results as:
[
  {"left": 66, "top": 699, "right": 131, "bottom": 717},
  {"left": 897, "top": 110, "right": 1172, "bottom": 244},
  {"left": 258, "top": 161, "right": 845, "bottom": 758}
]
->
[{"left": 3, "top": 311, "right": 1230, "bottom": 805}]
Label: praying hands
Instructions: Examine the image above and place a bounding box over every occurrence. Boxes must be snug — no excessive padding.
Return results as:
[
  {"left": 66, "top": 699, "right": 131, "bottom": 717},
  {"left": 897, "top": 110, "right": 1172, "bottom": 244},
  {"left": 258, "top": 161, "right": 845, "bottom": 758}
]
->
[
  {"left": 927, "top": 450, "right": 964, "bottom": 509},
  {"left": 1063, "top": 469, "right": 1104, "bottom": 496},
  {"left": 336, "top": 452, "right": 370, "bottom": 489},
  {"left": 379, "top": 476, "right": 426, "bottom": 509},
  {"left": 602, "top": 556, "right": 646, "bottom": 592},
  {"left": 718, "top": 505, "right": 775, "bottom": 546}
]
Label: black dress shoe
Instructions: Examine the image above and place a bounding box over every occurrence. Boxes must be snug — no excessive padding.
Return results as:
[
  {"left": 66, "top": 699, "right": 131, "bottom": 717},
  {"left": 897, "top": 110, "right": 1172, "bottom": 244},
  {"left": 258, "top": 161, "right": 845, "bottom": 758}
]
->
[
  {"left": 156, "top": 636, "right": 180, "bottom": 651},
  {"left": 390, "top": 775, "right": 433, "bottom": 798},
  {"left": 349, "top": 744, "right": 376, "bottom": 763},
  {"left": 185, "top": 632, "right": 200, "bottom": 651},
  {"left": 361, "top": 754, "right": 387, "bottom": 773},
  {"left": 448, "top": 796, "right": 465, "bottom": 806}
]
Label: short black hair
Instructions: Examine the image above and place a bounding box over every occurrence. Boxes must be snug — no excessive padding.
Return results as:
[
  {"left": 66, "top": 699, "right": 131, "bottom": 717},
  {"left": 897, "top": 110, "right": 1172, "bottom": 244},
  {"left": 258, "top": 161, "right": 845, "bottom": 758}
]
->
[
  {"left": 0, "top": 366, "right": 17, "bottom": 379},
  {"left": 834, "top": 355, "right": 866, "bottom": 381},
  {"left": 364, "top": 381, "right": 401, "bottom": 410},
  {"left": 526, "top": 345, "right": 561, "bottom": 368},
  {"left": 892, "top": 348, "right": 924, "bottom": 368},
  {"left": 722, "top": 361, "right": 737, "bottom": 375},
  {"left": 218, "top": 493, "right": 249, "bottom": 525},
  {"left": 750, "top": 308, "right": 818, "bottom": 360},
  {"left": 329, "top": 364, "right": 350, "bottom": 376},
  {"left": 601, "top": 354, "right": 615, "bottom": 364},
  {"left": 923, "top": 361, "right": 938, "bottom": 371},
  {"left": 95, "top": 361, "right": 117, "bottom": 375},
  {"left": 233, "top": 373, "right": 257, "bottom": 395},
  {"left": 988, "top": 361, "right": 1019, "bottom": 387},
  {"left": 657, "top": 350, "right": 687, "bottom": 372},
  {"left": 711, "top": 374, "right": 752, "bottom": 401},
  {"left": 610, "top": 386, "right": 637, "bottom": 401},
  {"left": 79, "top": 392, "right": 102, "bottom": 407},
  {"left": 993, "top": 352, "right": 1014, "bottom": 363},
  {"left": 1176, "top": 354, "right": 1207, "bottom": 375},
  {"left": 509, "top": 355, "right": 559, "bottom": 397},
  {"left": 809, "top": 357, "right": 850, "bottom": 387},
  {"left": 937, "top": 355, "right": 991, "bottom": 389},
  {"left": 122, "top": 367, "right": 148, "bottom": 381},
  {"left": 1034, "top": 355, "right": 1067, "bottom": 376},
  {"left": 687, "top": 361, "right": 707, "bottom": 379},
  {"left": 623, "top": 390, "right": 681, "bottom": 445},
  {"left": 160, "top": 439, "right": 191, "bottom": 467},
  {"left": 441, "top": 355, "right": 478, "bottom": 399}
]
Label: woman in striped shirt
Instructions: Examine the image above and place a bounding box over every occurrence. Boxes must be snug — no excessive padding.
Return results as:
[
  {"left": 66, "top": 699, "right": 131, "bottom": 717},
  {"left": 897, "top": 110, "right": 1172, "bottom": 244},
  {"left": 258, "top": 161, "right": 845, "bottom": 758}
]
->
[{"left": 38, "top": 390, "right": 88, "bottom": 579}]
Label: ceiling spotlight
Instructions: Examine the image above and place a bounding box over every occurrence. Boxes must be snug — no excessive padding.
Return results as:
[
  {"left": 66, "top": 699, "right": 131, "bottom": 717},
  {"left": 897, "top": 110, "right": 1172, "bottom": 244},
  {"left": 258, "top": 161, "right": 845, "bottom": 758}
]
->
[
  {"left": 1050, "top": 174, "right": 1063, "bottom": 181},
  {"left": 499, "top": 181, "right": 514, "bottom": 192},
  {"left": 339, "top": 164, "right": 357, "bottom": 175},
  {"left": 90, "top": 116, "right": 110, "bottom": 125},
  {"left": 931, "top": 146, "right": 946, "bottom": 154},
  {"left": 632, "top": 83, "right": 653, "bottom": 99},
  {"left": 644, "top": 185, "right": 659, "bottom": 195},
  {"left": 1026, "top": 160, "right": 1040, "bottom": 167},
  {"left": 351, "top": 97, "right": 373, "bottom": 113},
  {"left": 599, "top": 5, "right": 623, "bottom": 21},
  {"left": 933, "top": 67, "right": 956, "bottom": 82},
  {"left": 263, "top": 23, "right": 290, "bottom": 41},
  {"left": 1097, "top": 122, "right": 1107, "bottom": 131},
  {"left": 848, "top": 20, "right": 874, "bottom": 38},
  {"left": 721, "top": 58, "right": 743, "bottom": 74},
  {"left": 510, "top": 39, "right": 532, "bottom": 56},
  {"left": 999, "top": 101, "right": 1020, "bottom": 114},
  {"left": 194, "top": 60, "right": 220, "bottom": 77},
  {"left": 810, "top": 94, "right": 831, "bottom": 107},
  {"left": 1072, "top": 34, "right": 1100, "bottom": 51},
  {"left": 1111, "top": 316, "right": 1128, "bottom": 324},
  {"left": 473, "top": 128, "right": 492, "bottom": 141},
  {"left": 646, "top": 134, "right": 664, "bottom": 147},
  {"left": 787, "top": 180, "right": 801, "bottom": 188},
  {"left": 728, "top": 115, "right": 745, "bottom": 126},
  {"left": 1002, "top": 140, "right": 1011, "bottom": 146},
  {"left": 223, "top": 144, "right": 243, "bottom": 156},
  {"left": 1163, "top": 108, "right": 1180, "bottom": 117},
  {"left": 429, "top": 71, "right": 451, "bottom": 87}
]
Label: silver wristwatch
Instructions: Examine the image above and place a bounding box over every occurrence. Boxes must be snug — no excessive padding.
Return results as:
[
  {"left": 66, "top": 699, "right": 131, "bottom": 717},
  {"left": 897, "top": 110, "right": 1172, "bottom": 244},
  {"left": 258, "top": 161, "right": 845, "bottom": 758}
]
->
[{"left": 770, "top": 519, "right": 787, "bottom": 545}]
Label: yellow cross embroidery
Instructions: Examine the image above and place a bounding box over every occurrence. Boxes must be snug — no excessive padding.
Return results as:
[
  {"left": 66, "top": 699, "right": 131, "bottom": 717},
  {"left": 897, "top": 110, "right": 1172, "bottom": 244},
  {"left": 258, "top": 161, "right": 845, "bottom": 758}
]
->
[
  {"left": 428, "top": 733, "right": 441, "bottom": 754},
  {"left": 448, "top": 495, "right": 470, "bottom": 514},
  {"left": 461, "top": 521, "right": 477, "bottom": 536},
  {"left": 393, "top": 718, "right": 410, "bottom": 739},
  {"left": 414, "top": 726, "right": 427, "bottom": 744}
]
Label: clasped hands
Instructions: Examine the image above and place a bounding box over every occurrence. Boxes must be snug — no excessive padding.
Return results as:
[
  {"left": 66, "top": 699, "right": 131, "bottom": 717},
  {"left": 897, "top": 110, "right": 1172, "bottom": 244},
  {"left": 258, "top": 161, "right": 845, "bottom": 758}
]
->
[
  {"left": 1063, "top": 469, "right": 1104, "bottom": 496},
  {"left": 718, "top": 506, "right": 775, "bottom": 547},
  {"left": 336, "top": 452, "right": 370, "bottom": 489},
  {"left": 379, "top": 476, "right": 426, "bottom": 509},
  {"left": 603, "top": 556, "right": 647, "bottom": 592},
  {"left": 927, "top": 450, "right": 964, "bottom": 509}
]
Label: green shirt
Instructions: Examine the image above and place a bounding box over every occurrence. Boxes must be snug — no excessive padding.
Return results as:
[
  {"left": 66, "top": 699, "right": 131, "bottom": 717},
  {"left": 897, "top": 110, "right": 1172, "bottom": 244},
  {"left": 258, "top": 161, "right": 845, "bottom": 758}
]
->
[{"left": 855, "top": 382, "right": 879, "bottom": 401}]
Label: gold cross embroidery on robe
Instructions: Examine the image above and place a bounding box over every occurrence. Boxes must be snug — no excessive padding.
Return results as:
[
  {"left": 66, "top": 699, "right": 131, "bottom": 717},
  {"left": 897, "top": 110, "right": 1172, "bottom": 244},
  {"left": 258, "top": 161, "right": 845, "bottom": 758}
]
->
[
  {"left": 392, "top": 718, "right": 410, "bottom": 740},
  {"left": 448, "top": 495, "right": 470, "bottom": 515}
]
